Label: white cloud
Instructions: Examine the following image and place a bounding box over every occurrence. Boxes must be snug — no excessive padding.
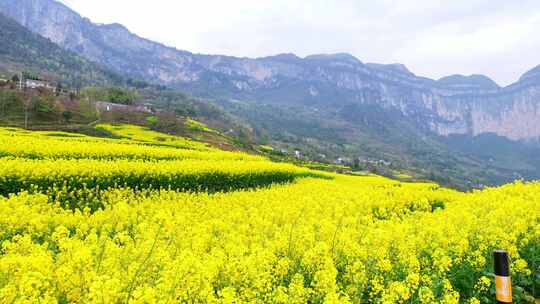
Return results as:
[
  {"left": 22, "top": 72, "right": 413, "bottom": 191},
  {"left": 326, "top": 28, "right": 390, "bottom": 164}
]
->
[{"left": 57, "top": 0, "right": 540, "bottom": 86}]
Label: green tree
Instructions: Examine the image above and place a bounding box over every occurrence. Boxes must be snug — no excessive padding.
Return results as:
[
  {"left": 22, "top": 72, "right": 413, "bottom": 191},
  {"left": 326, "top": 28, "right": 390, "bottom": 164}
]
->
[
  {"left": 62, "top": 111, "right": 73, "bottom": 123},
  {"left": 352, "top": 158, "right": 361, "bottom": 170},
  {"left": 81, "top": 87, "right": 108, "bottom": 102},
  {"left": 146, "top": 116, "right": 158, "bottom": 126},
  {"left": 0, "top": 91, "right": 21, "bottom": 116},
  {"left": 81, "top": 86, "right": 139, "bottom": 105},
  {"left": 55, "top": 83, "right": 63, "bottom": 96},
  {"left": 35, "top": 97, "right": 51, "bottom": 115},
  {"left": 107, "top": 87, "right": 139, "bottom": 105},
  {"left": 32, "top": 93, "right": 56, "bottom": 119}
]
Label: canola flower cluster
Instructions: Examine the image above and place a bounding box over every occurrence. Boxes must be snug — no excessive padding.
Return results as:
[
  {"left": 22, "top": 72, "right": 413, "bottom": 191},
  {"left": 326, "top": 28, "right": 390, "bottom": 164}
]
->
[
  {"left": 0, "top": 127, "right": 262, "bottom": 161},
  {"left": 0, "top": 157, "right": 314, "bottom": 211},
  {"left": 0, "top": 126, "right": 538, "bottom": 303},
  {"left": 94, "top": 124, "right": 212, "bottom": 150}
]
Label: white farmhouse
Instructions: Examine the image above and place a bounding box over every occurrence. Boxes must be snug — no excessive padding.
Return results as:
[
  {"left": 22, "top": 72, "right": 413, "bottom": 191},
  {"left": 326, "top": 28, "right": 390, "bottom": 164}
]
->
[{"left": 26, "top": 79, "right": 55, "bottom": 90}]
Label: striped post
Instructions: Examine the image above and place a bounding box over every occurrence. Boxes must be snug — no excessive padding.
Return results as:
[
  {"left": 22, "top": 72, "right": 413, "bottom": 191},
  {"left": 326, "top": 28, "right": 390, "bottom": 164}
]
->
[{"left": 494, "top": 250, "right": 512, "bottom": 304}]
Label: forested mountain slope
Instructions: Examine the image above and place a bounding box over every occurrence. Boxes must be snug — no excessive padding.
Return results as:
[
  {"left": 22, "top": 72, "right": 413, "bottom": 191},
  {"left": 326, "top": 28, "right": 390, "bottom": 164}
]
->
[{"left": 0, "top": 12, "right": 123, "bottom": 86}]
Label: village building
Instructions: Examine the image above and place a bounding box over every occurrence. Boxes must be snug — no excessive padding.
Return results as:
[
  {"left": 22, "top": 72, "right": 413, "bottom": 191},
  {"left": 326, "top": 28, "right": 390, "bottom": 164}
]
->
[
  {"left": 25, "top": 79, "right": 56, "bottom": 90},
  {"left": 95, "top": 101, "right": 153, "bottom": 114},
  {"left": 335, "top": 157, "right": 352, "bottom": 165},
  {"left": 378, "top": 160, "right": 392, "bottom": 166}
]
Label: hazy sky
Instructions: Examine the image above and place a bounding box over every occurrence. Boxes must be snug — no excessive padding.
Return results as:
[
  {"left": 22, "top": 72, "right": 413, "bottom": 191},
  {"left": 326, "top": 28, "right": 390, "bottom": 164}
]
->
[{"left": 58, "top": 0, "right": 540, "bottom": 86}]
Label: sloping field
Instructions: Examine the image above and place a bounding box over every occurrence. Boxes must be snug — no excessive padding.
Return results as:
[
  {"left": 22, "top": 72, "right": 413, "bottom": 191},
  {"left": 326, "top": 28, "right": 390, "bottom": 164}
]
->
[{"left": 0, "top": 125, "right": 538, "bottom": 303}]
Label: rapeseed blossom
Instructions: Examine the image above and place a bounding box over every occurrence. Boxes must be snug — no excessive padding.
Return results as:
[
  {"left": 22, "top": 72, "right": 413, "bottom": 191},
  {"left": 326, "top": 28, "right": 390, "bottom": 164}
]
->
[{"left": 0, "top": 126, "right": 538, "bottom": 303}]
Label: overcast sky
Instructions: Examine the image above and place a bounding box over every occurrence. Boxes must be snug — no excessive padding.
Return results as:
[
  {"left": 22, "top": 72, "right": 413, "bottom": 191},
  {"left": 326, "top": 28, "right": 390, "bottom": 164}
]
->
[{"left": 58, "top": 0, "right": 540, "bottom": 86}]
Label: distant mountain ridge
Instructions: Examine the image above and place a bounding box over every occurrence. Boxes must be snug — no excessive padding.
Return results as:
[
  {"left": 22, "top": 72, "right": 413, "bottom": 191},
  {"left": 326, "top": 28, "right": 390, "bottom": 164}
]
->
[
  {"left": 520, "top": 64, "right": 540, "bottom": 82},
  {"left": 3, "top": 0, "right": 540, "bottom": 188},
  {"left": 437, "top": 74, "right": 500, "bottom": 90},
  {"left": 2, "top": 0, "right": 539, "bottom": 142}
]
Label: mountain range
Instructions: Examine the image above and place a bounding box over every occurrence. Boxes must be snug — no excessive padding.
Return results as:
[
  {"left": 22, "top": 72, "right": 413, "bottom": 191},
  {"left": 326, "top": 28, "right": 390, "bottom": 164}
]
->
[
  {"left": 0, "top": 9, "right": 123, "bottom": 86},
  {"left": 2, "top": 0, "right": 540, "bottom": 188}
]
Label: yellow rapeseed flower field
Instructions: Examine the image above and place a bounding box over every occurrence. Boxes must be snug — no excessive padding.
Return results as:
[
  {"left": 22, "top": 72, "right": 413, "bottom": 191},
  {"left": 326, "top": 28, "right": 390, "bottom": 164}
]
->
[
  {"left": 0, "top": 126, "right": 263, "bottom": 161},
  {"left": 0, "top": 125, "right": 538, "bottom": 303},
  {"left": 94, "top": 124, "right": 211, "bottom": 150}
]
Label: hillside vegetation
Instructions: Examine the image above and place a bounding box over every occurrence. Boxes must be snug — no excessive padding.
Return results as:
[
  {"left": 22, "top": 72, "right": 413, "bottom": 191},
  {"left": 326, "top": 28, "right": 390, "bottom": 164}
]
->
[
  {"left": 0, "top": 125, "right": 538, "bottom": 303},
  {"left": 0, "top": 81, "right": 256, "bottom": 153},
  {"left": 0, "top": 12, "right": 123, "bottom": 87}
]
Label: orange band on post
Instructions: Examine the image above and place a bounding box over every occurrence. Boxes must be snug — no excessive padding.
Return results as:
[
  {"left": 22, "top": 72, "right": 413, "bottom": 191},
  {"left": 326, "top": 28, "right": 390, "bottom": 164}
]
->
[{"left": 495, "top": 275, "right": 512, "bottom": 302}]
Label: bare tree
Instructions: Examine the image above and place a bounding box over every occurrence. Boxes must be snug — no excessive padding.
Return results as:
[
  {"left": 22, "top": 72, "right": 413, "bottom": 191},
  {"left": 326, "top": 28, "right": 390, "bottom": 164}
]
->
[{"left": 22, "top": 92, "right": 37, "bottom": 129}]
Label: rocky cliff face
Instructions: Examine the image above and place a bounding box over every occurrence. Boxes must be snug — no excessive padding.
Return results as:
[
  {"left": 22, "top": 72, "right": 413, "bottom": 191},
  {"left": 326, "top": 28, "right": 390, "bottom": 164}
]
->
[
  {"left": 0, "top": 11, "right": 123, "bottom": 86},
  {"left": 2, "top": 0, "right": 540, "bottom": 142},
  {"left": 432, "top": 86, "right": 540, "bottom": 141}
]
